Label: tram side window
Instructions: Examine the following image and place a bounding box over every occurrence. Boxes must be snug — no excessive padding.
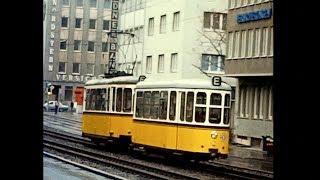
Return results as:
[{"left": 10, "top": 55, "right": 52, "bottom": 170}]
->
[
  {"left": 112, "top": 87, "right": 116, "bottom": 111},
  {"left": 210, "top": 93, "right": 221, "bottom": 105},
  {"left": 195, "top": 92, "right": 206, "bottom": 123},
  {"left": 223, "top": 94, "right": 231, "bottom": 124},
  {"left": 159, "top": 91, "right": 168, "bottom": 120},
  {"left": 136, "top": 91, "right": 144, "bottom": 117},
  {"left": 123, "top": 88, "right": 132, "bottom": 112},
  {"left": 116, "top": 88, "right": 123, "bottom": 112},
  {"left": 85, "top": 89, "right": 92, "bottom": 110},
  {"left": 169, "top": 91, "right": 177, "bottom": 120},
  {"left": 186, "top": 92, "right": 194, "bottom": 122},
  {"left": 180, "top": 92, "right": 185, "bottom": 121},
  {"left": 209, "top": 92, "right": 222, "bottom": 124},
  {"left": 98, "top": 89, "right": 106, "bottom": 111},
  {"left": 143, "top": 91, "right": 152, "bottom": 118},
  {"left": 151, "top": 91, "right": 160, "bottom": 119}
]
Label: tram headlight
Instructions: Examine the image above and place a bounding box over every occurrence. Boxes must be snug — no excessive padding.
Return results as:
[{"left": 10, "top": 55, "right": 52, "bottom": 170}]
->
[{"left": 211, "top": 131, "right": 218, "bottom": 139}]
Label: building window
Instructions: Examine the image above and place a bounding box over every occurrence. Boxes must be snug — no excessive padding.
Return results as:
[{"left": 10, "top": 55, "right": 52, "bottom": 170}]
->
[
  {"left": 247, "top": 29, "right": 254, "bottom": 57},
  {"left": 158, "top": 54, "right": 164, "bottom": 73},
  {"left": 227, "top": 32, "right": 234, "bottom": 58},
  {"left": 62, "top": 0, "right": 69, "bottom": 6},
  {"left": 74, "top": 40, "right": 81, "bottom": 51},
  {"left": 58, "top": 62, "right": 66, "bottom": 73},
  {"left": 268, "top": 87, "right": 273, "bottom": 120},
  {"left": 253, "top": 87, "right": 260, "bottom": 119},
  {"left": 234, "top": 31, "right": 240, "bottom": 58},
  {"left": 201, "top": 54, "right": 224, "bottom": 72},
  {"left": 75, "top": 18, "right": 82, "bottom": 28},
  {"left": 139, "top": 26, "right": 144, "bottom": 42},
  {"left": 262, "top": 27, "right": 269, "bottom": 56},
  {"left": 253, "top": 28, "right": 261, "bottom": 57},
  {"left": 173, "top": 11, "right": 180, "bottom": 31},
  {"left": 148, "top": 18, "right": 154, "bottom": 36},
  {"left": 204, "top": 12, "right": 227, "bottom": 30},
  {"left": 236, "top": 0, "right": 241, "bottom": 8},
  {"left": 229, "top": 0, "right": 236, "bottom": 9},
  {"left": 102, "top": 42, "right": 108, "bottom": 52},
  {"left": 90, "top": 0, "right": 97, "bottom": 8},
  {"left": 160, "top": 15, "right": 166, "bottom": 34},
  {"left": 146, "top": 56, "right": 152, "bottom": 74},
  {"left": 240, "top": 30, "right": 247, "bottom": 58},
  {"left": 76, "top": 0, "right": 83, "bottom": 7},
  {"left": 203, "top": 12, "right": 211, "bottom": 28},
  {"left": 60, "top": 40, "right": 67, "bottom": 50},
  {"left": 61, "top": 17, "right": 68, "bottom": 27},
  {"left": 87, "top": 63, "right": 95, "bottom": 75},
  {"left": 89, "top": 19, "right": 96, "bottom": 29},
  {"left": 64, "top": 86, "right": 73, "bottom": 101},
  {"left": 88, "top": 41, "right": 95, "bottom": 52},
  {"left": 73, "top": 63, "right": 80, "bottom": 74},
  {"left": 170, "top": 53, "right": 178, "bottom": 72},
  {"left": 269, "top": 27, "right": 273, "bottom": 56},
  {"left": 103, "top": 20, "right": 110, "bottom": 30},
  {"left": 104, "top": 0, "right": 111, "bottom": 9}
]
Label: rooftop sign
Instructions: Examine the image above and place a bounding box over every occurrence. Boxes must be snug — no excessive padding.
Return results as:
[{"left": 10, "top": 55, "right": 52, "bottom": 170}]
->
[{"left": 237, "top": 9, "right": 272, "bottom": 23}]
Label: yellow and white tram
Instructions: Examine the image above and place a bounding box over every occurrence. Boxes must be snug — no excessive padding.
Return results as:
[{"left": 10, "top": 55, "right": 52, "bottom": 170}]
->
[
  {"left": 131, "top": 77, "right": 232, "bottom": 159},
  {"left": 82, "top": 76, "right": 139, "bottom": 144}
]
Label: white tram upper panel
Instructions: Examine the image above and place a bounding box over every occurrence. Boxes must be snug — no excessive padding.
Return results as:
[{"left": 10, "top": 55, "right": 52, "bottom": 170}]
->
[
  {"left": 85, "top": 76, "right": 140, "bottom": 86},
  {"left": 136, "top": 78, "right": 231, "bottom": 91}
]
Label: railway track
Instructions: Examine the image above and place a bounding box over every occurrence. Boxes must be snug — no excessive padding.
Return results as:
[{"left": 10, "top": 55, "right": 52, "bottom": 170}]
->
[{"left": 44, "top": 130, "right": 200, "bottom": 180}]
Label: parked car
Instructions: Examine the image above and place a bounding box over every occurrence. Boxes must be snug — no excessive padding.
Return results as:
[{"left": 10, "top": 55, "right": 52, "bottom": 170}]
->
[{"left": 43, "top": 101, "right": 69, "bottom": 112}]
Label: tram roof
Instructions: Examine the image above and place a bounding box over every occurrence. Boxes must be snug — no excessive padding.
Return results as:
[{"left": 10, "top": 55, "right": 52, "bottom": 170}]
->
[
  {"left": 85, "top": 76, "right": 140, "bottom": 86},
  {"left": 136, "top": 78, "right": 232, "bottom": 91}
]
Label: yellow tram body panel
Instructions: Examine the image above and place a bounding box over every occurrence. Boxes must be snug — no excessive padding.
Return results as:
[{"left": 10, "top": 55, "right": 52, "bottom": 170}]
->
[
  {"left": 132, "top": 120, "right": 177, "bottom": 150},
  {"left": 176, "top": 126, "right": 229, "bottom": 154},
  {"left": 82, "top": 112, "right": 133, "bottom": 138},
  {"left": 132, "top": 120, "right": 229, "bottom": 154}
]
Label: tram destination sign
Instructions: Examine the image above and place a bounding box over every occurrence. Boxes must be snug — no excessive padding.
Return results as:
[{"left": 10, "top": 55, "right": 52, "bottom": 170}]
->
[{"left": 237, "top": 9, "right": 272, "bottom": 23}]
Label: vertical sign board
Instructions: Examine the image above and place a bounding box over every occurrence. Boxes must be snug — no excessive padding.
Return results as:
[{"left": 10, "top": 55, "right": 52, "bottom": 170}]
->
[
  {"left": 48, "top": 0, "right": 57, "bottom": 72},
  {"left": 108, "top": 0, "right": 119, "bottom": 74}
]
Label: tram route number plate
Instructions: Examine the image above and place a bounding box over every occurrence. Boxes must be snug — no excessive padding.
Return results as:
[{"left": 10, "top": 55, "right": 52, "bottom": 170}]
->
[{"left": 212, "top": 76, "right": 221, "bottom": 86}]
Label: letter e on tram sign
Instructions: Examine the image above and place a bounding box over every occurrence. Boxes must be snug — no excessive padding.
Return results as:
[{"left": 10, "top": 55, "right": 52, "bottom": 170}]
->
[{"left": 212, "top": 76, "right": 221, "bottom": 86}]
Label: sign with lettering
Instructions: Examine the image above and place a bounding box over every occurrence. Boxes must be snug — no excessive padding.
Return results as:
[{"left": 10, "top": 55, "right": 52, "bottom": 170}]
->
[
  {"left": 47, "top": 0, "right": 58, "bottom": 72},
  {"left": 212, "top": 76, "right": 222, "bottom": 86},
  {"left": 237, "top": 9, "right": 272, "bottom": 23},
  {"left": 55, "top": 74, "right": 96, "bottom": 83},
  {"left": 108, "top": 0, "right": 119, "bottom": 74}
]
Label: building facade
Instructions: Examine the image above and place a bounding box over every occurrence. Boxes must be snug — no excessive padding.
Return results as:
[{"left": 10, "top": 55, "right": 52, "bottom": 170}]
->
[
  {"left": 117, "top": 0, "right": 145, "bottom": 76},
  {"left": 43, "top": 0, "right": 113, "bottom": 104},
  {"left": 225, "top": 0, "right": 273, "bottom": 148}
]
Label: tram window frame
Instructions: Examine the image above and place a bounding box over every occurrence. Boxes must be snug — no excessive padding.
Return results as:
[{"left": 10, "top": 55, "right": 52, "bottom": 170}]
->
[
  {"left": 135, "top": 91, "right": 144, "bottom": 117},
  {"left": 151, "top": 91, "right": 160, "bottom": 119},
  {"left": 159, "top": 91, "right": 168, "bottom": 120},
  {"left": 169, "top": 91, "right": 177, "bottom": 121},
  {"left": 112, "top": 87, "right": 116, "bottom": 111},
  {"left": 186, "top": 92, "right": 194, "bottom": 122},
  {"left": 180, "top": 92, "right": 186, "bottom": 121},
  {"left": 106, "top": 87, "right": 110, "bottom": 111},
  {"left": 195, "top": 92, "right": 207, "bottom": 123},
  {"left": 208, "top": 92, "right": 222, "bottom": 124},
  {"left": 116, "top": 88, "right": 123, "bottom": 112},
  {"left": 143, "top": 91, "right": 152, "bottom": 118},
  {"left": 223, "top": 94, "right": 231, "bottom": 124},
  {"left": 85, "top": 89, "right": 91, "bottom": 110},
  {"left": 123, "top": 88, "right": 132, "bottom": 112}
]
